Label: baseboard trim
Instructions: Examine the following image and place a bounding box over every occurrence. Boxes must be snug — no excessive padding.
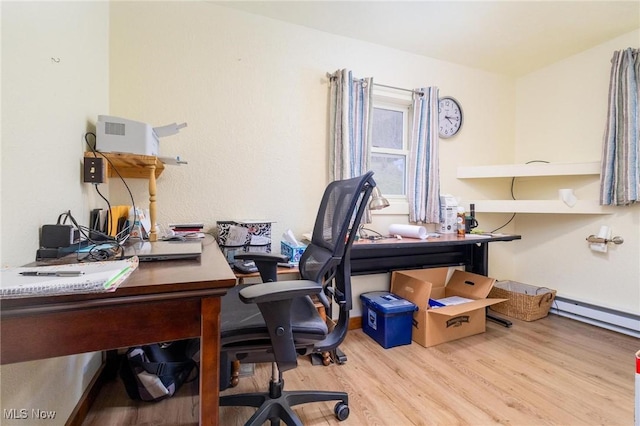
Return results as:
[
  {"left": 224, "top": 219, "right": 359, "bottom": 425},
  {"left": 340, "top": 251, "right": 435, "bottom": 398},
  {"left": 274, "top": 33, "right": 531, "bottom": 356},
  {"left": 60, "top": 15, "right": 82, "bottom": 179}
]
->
[
  {"left": 349, "top": 316, "right": 362, "bottom": 330},
  {"left": 549, "top": 296, "right": 640, "bottom": 338},
  {"left": 65, "top": 362, "right": 106, "bottom": 426}
]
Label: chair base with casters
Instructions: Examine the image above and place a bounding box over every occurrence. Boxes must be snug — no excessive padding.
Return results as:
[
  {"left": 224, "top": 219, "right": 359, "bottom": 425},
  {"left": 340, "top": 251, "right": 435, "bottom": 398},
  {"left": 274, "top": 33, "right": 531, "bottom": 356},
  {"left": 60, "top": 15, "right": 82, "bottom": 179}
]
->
[
  {"left": 220, "top": 362, "right": 349, "bottom": 426},
  {"left": 219, "top": 283, "right": 350, "bottom": 425}
]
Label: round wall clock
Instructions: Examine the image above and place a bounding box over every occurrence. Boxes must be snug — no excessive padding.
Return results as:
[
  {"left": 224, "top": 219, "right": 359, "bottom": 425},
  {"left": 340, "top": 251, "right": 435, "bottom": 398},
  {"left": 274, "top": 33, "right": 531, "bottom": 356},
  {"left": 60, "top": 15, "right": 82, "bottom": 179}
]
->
[{"left": 438, "top": 96, "right": 463, "bottom": 138}]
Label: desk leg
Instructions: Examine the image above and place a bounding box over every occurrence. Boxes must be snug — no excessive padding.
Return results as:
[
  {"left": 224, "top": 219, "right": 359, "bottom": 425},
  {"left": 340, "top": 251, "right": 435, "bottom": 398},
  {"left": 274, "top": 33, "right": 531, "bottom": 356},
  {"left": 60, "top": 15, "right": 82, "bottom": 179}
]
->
[
  {"left": 200, "top": 297, "right": 221, "bottom": 426},
  {"left": 472, "top": 242, "right": 513, "bottom": 328},
  {"left": 487, "top": 308, "right": 513, "bottom": 328}
]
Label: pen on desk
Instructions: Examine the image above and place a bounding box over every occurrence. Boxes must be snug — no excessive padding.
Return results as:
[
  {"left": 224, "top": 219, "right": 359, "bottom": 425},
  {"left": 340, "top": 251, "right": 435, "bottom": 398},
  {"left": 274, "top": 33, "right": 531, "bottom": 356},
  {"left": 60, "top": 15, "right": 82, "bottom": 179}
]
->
[{"left": 20, "top": 271, "right": 85, "bottom": 277}]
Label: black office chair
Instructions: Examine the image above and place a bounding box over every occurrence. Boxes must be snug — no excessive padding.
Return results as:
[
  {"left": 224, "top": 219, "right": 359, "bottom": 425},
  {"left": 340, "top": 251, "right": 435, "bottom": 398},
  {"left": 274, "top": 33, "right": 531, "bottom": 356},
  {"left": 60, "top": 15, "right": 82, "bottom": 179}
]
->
[{"left": 219, "top": 171, "right": 377, "bottom": 426}]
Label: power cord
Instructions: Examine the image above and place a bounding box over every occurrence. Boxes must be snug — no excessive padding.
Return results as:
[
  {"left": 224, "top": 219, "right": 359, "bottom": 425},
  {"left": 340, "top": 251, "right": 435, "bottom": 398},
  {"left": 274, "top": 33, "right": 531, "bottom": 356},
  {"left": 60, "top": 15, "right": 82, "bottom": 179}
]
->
[
  {"left": 357, "top": 226, "right": 387, "bottom": 240},
  {"left": 84, "top": 132, "right": 139, "bottom": 240},
  {"left": 57, "top": 210, "right": 122, "bottom": 261},
  {"left": 490, "top": 160, "right": 549, "bottom": 233}
]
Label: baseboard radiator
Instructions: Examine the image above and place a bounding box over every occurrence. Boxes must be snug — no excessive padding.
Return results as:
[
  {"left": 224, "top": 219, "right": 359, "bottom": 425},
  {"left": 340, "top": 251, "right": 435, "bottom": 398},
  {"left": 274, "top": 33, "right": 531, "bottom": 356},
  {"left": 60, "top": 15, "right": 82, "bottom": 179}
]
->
[{"left": 549, "top": 296, "right": 640, "bottom": 338}]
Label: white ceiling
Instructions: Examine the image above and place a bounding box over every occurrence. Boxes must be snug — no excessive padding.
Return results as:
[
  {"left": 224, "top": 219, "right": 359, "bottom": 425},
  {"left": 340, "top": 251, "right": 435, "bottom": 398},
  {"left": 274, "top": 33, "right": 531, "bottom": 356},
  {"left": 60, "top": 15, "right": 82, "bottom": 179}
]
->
[{"left": 214, "top": 1, "right": 640, "bottom": 76}]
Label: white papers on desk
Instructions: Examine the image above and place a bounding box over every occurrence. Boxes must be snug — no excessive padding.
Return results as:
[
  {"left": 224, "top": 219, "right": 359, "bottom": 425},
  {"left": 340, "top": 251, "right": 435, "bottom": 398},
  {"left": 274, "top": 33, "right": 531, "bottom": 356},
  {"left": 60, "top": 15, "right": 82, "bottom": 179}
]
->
[
  {"left": 251, "top": 235, "right": 270, "bottom": 246},
  {"left": 226, "top": 226, "right": 250, "bottom": 246},
  {"left": 0, "top": 257, "right": 139, "bottom": 299}
]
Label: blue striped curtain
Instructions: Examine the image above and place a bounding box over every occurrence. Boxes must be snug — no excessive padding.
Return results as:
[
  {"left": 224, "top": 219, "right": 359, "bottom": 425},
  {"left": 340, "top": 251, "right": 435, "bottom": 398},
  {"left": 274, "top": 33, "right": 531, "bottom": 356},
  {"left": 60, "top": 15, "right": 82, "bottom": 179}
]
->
[
  {"left": 408, "top": 87, "right": 440, "bottom": 223},
  {"left": 600, "top": 48, "right": 640, "bottom": 206},
  {"left": 329, "top": 69, "right": 373, "bottom": 182},
  {"left": 329, "top": 69, "right": 373, "bottom": 222}
]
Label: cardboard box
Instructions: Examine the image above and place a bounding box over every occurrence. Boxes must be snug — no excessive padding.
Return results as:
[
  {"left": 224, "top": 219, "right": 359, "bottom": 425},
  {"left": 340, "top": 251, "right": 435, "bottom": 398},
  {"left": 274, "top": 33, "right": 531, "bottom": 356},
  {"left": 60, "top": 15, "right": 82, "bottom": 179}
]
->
[
  {"left": 390, "top": 268, "right": 505, "bottom": 347},
  {"left": 281, "top": 241, "right": 306, "bottom": 264},
  {"left": 360, "top": 292, "right": 417, "bottom": 349}
]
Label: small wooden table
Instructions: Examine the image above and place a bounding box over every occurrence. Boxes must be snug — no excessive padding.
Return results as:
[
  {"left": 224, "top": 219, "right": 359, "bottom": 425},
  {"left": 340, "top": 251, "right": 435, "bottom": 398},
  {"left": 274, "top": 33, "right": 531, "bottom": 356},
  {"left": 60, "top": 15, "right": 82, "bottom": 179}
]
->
[
  {"left": 1, "top": 240, "right": 236, "bottom": 425},
  {"left": 84, "top": 152, "right": 165, "bottom": 241}
]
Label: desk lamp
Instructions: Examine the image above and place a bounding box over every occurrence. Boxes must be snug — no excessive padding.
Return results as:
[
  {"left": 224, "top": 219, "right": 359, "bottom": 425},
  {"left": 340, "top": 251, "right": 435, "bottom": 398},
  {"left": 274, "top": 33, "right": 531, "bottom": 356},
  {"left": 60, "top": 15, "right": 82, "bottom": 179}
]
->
[
  {"left": 358, "top": 186, "right": 390, "bottom": 241},
  {"left": 369, "top": 186, "right": 390, "bottom": 210}
]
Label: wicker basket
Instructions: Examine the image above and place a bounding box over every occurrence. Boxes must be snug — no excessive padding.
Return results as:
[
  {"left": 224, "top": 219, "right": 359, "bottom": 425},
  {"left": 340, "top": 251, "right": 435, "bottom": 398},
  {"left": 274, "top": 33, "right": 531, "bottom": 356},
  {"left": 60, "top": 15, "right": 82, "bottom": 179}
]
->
[{"left": 488, "top": 281, "right": 556, "bottom": 321}]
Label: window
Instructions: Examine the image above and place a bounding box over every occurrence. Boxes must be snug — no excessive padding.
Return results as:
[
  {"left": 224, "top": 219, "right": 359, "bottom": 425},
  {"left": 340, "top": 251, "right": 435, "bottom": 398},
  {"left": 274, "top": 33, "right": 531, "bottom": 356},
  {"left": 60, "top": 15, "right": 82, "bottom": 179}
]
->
[{"left": 370, "top": 95, "right": 411, "bottom": 200}]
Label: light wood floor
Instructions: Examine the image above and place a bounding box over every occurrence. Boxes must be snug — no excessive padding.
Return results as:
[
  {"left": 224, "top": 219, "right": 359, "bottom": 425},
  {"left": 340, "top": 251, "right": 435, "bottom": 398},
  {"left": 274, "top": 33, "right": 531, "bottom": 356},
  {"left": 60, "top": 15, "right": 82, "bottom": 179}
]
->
[{"left": 81, "top": 314, "right": 638, "bottom": 426}]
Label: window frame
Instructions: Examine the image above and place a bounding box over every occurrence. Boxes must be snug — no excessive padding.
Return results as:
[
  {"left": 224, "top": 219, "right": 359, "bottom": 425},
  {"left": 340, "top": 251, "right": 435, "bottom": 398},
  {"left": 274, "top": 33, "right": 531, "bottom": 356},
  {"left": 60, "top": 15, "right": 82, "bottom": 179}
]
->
[{"left": 370, "top": 91, "right": 412, "bottom": 215}]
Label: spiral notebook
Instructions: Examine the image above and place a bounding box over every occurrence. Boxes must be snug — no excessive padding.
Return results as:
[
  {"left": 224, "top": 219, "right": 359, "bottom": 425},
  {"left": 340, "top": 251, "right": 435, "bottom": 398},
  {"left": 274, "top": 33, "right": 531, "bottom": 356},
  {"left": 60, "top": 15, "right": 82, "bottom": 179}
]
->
[{"left": 0, "top": 257, "right": 139, "bottom": 299}]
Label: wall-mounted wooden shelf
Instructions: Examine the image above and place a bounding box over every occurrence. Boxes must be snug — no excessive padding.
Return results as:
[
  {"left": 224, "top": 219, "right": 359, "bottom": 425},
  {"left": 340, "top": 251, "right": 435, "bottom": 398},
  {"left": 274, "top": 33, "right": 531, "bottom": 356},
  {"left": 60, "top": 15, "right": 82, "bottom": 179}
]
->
[
  {"left": 84, "top": 152, "right": 164, "bottom": 241},
  {"left": 95, "top": 152, "right": 165, "bottom": 179}
]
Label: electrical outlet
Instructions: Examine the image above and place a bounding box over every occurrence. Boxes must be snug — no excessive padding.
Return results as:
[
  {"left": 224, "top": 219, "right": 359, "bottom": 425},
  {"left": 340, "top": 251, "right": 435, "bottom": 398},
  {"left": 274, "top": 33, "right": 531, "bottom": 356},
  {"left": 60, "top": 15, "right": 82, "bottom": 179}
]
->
[{"left": 83, "top": 157, "right": 105, "bottom": 183}]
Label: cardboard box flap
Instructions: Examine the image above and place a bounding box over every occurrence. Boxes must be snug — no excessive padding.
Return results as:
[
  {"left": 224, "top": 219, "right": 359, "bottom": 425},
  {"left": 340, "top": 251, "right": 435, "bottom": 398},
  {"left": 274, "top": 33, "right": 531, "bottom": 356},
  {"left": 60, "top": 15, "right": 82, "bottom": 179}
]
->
[
  {"left": 427, "top": 298, "right": 506, "bottom": 316},
  {"left": 430, "top": 287, "right": 446, "bottom": 300},
  {"left": 445, "top": 270, "right": 496, "bottom": 299},
  {"left": 394, "top": 268, "right": 448, "bottom": 287},
  {"left": 390, "top": 273, "right": 433, "bottom": 310}
]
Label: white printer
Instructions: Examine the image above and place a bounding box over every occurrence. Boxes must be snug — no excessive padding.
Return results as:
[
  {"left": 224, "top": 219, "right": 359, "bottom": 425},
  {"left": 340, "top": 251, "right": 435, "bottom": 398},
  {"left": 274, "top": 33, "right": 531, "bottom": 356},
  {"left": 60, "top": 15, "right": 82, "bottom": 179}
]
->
[{"left": 96, "top": 115, "right": 186, "bottom": 156}]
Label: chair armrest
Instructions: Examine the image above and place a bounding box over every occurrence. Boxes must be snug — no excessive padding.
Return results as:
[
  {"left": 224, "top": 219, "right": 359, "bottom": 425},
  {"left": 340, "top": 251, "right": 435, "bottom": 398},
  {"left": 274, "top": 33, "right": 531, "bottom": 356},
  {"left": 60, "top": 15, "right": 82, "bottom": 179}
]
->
[
  {"left": 234, "top": 252, "right": 291, "bottom": 283},
  {"left": 234, "top": 252, "right": 289, "bottom": 263},
  {"left": 239, "top": 280, "right": 321, "bottom": 304}
]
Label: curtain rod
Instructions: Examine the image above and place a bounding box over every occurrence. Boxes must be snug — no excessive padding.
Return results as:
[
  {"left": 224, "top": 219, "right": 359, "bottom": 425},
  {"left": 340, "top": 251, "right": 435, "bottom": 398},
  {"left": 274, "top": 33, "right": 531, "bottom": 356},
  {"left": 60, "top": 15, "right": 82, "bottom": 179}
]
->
[
  {"left": 326, "top": 72, "right": 423, "bottom": 95},
  {"left": 374, "top": 82, "right": 422, "bottom": 95}
]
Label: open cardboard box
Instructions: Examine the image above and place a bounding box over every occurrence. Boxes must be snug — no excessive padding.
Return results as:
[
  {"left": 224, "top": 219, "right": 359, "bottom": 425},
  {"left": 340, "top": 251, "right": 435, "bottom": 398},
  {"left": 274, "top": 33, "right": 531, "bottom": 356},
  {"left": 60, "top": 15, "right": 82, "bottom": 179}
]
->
[{"left": 390, "top": 268, "right": 506, "bottom": 347}]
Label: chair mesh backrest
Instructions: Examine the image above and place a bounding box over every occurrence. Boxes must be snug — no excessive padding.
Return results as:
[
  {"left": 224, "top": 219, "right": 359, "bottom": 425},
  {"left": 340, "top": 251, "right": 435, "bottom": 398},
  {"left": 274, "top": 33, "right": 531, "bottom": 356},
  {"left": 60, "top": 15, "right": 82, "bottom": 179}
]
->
[{"left": 298, "top": 172, "right": 374, "bottom": 284}]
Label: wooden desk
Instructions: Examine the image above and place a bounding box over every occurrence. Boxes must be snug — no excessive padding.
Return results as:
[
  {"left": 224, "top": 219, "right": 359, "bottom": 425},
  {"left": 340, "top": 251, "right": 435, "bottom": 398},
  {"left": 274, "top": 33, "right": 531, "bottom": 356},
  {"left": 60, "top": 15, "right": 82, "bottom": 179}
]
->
[
  {"left": 234, "top": 265, "right": 300, "bottom": 285},
  {"left": 0, "top": 241, "right": 236, "bottom": 426},
  {"left": 351, "top": 233, "right": 522, "bottom": 326}
]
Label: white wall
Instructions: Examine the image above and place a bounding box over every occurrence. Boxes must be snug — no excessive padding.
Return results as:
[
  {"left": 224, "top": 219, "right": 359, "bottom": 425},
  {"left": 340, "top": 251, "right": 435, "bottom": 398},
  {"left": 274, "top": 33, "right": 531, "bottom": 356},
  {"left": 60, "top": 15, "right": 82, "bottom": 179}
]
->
[
  {"left": 108, "top": 1, "right": 517, "bottom": 280},
  {"left": 513, "top": 30, "right": 640, "bottom": 313},
  {"left": 0, "top": 2, "right": 109, "bottom": 424}
]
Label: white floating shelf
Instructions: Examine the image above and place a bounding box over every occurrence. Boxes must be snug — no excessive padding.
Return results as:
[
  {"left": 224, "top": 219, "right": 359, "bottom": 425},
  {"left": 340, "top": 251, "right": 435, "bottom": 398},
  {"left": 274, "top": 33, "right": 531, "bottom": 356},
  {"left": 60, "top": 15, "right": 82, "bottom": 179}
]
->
[
  {"left": 457, "top": 162, "right": 600, "bottom": 179},
  {"left": 470, "top": 200, "right": 615, "bottom": 214}
]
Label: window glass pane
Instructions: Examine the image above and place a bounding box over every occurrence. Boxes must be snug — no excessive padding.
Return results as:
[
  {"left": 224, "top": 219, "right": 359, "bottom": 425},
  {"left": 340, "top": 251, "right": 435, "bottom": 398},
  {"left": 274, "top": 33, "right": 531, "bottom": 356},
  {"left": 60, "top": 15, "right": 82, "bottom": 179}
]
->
[
  {"left": 370, "top": 153, "right": 406, "bottom": 195},
  {"left": 372, "top": 108, "right": 403, "bottom": 149}
]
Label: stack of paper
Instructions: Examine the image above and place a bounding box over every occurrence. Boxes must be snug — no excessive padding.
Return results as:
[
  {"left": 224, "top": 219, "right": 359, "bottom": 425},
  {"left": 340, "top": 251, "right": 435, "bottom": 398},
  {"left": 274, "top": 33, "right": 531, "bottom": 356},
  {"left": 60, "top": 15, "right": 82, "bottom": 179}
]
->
[
  {"left": 169, "top": 223, "right": 205, "bottom": 239},
  {"left": 429, "top": 296, "right": 473, "bottom": 308}
]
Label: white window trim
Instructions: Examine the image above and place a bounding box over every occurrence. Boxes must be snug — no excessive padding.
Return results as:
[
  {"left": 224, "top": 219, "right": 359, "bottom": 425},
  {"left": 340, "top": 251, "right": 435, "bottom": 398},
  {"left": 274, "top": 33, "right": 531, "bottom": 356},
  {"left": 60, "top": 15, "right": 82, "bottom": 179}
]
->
[
  {"left": 371, "top": 200, "right": 409, "bottom": 215},
  {"left": 371, "top": 91, "right": 412, "bottom": 215}
]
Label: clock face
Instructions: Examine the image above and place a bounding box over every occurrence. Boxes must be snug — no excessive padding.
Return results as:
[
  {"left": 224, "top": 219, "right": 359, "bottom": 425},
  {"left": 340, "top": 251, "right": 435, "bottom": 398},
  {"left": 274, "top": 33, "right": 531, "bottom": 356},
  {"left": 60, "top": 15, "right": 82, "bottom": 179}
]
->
[{"left": 438, "top": 97, "right": 463, "bottom": 138}]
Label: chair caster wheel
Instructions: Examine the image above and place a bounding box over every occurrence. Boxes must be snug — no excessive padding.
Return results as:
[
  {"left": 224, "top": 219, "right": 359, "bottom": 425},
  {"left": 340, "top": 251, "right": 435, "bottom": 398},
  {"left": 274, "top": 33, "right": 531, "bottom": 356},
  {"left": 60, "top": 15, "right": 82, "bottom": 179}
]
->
[
  {"left": 334, "top": 402, "right": 350, "bottom": 421},
  {"left": 322, "top": 351, "right": 331, "bottom": 366}
]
